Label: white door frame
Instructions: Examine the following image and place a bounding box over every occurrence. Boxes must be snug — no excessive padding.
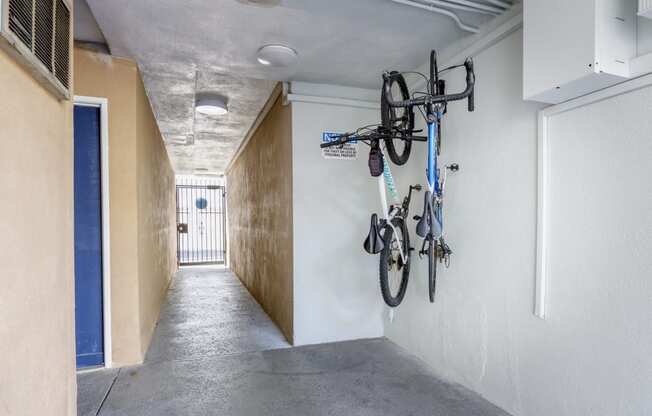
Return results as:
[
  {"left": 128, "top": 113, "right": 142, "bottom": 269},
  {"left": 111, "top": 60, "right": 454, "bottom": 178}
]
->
[{"left": 74, "top": 96, "right": 112, "bottom": 368}]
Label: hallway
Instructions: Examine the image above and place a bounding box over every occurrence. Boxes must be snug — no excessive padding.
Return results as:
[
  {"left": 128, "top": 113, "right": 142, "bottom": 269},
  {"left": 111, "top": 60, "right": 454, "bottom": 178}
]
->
[{"left": 78, "top": 268, "right": 510, "bottom": 416}]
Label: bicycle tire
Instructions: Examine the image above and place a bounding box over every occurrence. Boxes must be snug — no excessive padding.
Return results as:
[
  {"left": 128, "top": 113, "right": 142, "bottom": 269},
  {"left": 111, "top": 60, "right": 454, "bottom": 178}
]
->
[
  {"left": 428, "top": 239, "right": 437, "bottom": 303},
  {"left": 381, "top": 72, "right": 414, "bottom": 166},
  {"left": 379, "top": 217, "right": 410, "bottom": 307}
]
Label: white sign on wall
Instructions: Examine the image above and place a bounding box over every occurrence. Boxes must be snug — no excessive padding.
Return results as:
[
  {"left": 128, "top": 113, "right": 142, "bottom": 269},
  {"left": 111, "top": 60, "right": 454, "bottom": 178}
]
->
[{"left": 321, "top": 132, "right": 358, "bottom": 160}]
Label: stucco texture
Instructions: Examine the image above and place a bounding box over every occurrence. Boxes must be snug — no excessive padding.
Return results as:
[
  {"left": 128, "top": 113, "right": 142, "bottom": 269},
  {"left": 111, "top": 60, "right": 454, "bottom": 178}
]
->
[
  {"left": 227, "top": 92, "right": 293, "bottom": 344},
  {"left": 74, "top": 46, "right": 177, "bottom": 366},
  {"left": 0, "top": 49, "right": 76, "bottom": 414}
]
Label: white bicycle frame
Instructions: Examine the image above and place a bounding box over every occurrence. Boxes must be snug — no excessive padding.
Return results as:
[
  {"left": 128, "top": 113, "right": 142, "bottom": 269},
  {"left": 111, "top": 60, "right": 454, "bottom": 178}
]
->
[{"left": 377, "top": 146, "right": 408, "bottom": 264}]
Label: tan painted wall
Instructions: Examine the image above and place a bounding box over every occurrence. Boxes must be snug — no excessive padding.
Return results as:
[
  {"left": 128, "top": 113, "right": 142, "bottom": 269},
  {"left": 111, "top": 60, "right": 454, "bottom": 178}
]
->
[
  {"left": 135, "top": 74, "right": 177, "bottom": 356},
  {"left": 74, "top": 46, "right": 176, "bottom": 365},
  {"left": 227, "top": 93, "right": 293, "bottom": 343},
  {"left": 0, "top": 49, "right": 76, "bottom": 415},
  {"left": 75, "top": 47, "right": 140, "bottom": 365}
]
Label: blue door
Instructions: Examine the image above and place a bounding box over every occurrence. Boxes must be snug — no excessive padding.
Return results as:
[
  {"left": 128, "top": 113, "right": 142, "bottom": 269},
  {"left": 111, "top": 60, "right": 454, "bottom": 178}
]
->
[{"left": 74, "top": 105, "right": 104, "bottom": 368}]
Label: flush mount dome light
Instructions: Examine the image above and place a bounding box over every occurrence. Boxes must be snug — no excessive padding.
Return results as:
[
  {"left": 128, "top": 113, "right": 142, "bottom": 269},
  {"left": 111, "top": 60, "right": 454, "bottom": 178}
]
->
[
  {"left": 195, "top": 93, "right": 228, "bottom": 116},
  {"left": 256, "top": 44, "right": 298, "bottom": 67}
]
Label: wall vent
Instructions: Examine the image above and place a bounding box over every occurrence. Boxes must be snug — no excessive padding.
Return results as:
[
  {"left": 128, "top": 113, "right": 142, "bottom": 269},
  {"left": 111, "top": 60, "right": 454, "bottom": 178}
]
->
[
  {"left": 0, "top": 0, "right": 72, "bottom": 99},
  {"left": 640, "top": 0, "right": 652, "bottom": 18}
]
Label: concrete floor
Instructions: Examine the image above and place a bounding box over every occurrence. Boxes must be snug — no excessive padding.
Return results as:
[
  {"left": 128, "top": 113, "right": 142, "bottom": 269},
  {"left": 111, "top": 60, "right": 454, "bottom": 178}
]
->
[{"left": 78, "top": 268, "right": 510, "bottom": 416}]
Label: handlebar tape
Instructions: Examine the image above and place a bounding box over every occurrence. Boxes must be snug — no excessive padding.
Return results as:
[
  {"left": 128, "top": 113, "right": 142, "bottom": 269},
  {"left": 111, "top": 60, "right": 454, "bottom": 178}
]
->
[
  {"left": 468, "top": 89, "right": 475, "bottom": 112},
  {"left": 320, "top": 140, "right": 342, "bottom": 148},
  {"left": 466, "top": 58, "right": 475, "bottom": 112},
  {"left": 320, "top": 133, "right": 355, "bottom": 148}
]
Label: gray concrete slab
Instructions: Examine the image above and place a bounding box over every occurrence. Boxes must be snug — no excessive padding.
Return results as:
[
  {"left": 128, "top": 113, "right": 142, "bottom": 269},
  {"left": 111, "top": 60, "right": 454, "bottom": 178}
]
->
[
  {"left": 79, "top": 268, "right": 511, "bottom": 416},
  {"left": 77, "top": 368, "right": 119, "bottom": 416},
  {"left": 100, "top": 338, "right": 510, "bottom": 416},
  {"left": 145, "top": 268, "right": 290, "bottom": 364}
]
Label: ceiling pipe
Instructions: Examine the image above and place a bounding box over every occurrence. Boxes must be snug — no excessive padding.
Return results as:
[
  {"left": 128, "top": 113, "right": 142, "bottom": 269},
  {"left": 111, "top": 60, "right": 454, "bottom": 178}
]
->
[
  {"left": 484, "top": 0, "right": 512, "bottom": 8},
  {"left": 439, "top": 0, "right": 506, "bottom": 15},
  {"left": 425, "top": 0, "right": 499, "bottom": 16},
  {"left": 391, "top": 0, "right": 480, "bottom": 33}
]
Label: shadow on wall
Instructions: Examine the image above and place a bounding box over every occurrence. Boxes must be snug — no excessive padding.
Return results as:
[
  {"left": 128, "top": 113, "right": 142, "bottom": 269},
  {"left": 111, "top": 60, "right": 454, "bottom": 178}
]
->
[{"left": 226, "top": 85, "right": 294, "bottom": 344}]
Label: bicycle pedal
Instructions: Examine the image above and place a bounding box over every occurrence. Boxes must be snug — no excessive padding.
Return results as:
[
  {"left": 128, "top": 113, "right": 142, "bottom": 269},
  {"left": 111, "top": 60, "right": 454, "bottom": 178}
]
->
[{"left": 447, "top": 163, "right": 459, "bottom": 172}]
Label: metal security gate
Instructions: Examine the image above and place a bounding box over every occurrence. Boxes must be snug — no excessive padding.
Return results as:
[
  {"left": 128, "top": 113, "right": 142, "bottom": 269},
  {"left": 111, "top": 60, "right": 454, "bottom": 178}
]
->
[{"left": 176, "top": 180, "right": 226, "bottom": 265}]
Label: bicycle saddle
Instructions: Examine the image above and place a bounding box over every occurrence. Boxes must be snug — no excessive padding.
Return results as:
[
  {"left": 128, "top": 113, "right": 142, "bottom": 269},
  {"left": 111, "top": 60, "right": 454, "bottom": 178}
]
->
[
  {"left": 364, "top": 213, "right": 384, "bottom": 254},
  {"left": 416, "top": 191, "right": 431, "bottom": 238}
]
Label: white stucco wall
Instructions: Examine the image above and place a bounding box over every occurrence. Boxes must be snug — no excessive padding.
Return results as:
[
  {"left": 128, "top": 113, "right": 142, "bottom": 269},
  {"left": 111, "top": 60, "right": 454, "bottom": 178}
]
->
[
  {"left": 291, "top": 94, "right": 385, "bottom": 346},
  {"left": 384, "top": 29, "right": 652, "bottom": 416}
]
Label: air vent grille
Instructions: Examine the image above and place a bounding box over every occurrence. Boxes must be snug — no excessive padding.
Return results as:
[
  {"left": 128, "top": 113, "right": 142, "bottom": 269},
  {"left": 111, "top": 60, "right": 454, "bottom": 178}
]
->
[
  {"left": 34, "top": 0, "right": 54, "bottom": 70},
  {"left": 54, "top": 0, "right": 70, "bottom": 87},
  {"left": 8, "top": 0, "right": 32, "bottom": 47},
  {"left": 3, "top": 0, "right": 71, "bottom": 94}
]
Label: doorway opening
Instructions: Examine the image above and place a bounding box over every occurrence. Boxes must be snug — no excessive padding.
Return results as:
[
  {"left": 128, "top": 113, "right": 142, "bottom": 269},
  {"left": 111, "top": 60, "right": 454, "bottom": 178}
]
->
[
  {"left": 73, "top": 96, "right": 111, "bottom": 369},
  {"left": 176, "top": 175, "right": 227, "bottom": 266}
]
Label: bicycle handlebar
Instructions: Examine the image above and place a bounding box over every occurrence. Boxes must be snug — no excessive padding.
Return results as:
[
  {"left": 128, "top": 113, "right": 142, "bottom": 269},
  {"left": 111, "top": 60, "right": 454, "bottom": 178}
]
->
[
  {"left": 319, "top": 131, "right": 427, "bottom": 148},
  {"left": 320, "top": 133, "right": 356, "bottom": 148},
  {"left": 382, "top": 57, "right": 475, "bottom": 112}
]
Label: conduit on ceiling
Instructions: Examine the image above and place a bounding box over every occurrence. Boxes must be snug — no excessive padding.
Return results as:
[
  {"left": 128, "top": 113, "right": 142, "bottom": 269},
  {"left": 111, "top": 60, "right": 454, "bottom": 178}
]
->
[{"left": 391, "top": 0, "right": 512, "bottom": 33}]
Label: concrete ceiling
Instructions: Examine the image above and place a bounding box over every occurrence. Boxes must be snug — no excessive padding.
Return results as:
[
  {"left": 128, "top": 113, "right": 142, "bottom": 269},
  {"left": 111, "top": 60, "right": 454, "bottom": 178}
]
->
[
  {"left": 83, "top": 0, "right": 502, "bottom": 174},
  {"left": 73, "top": 0, "right": 106, "bottom": 45}
]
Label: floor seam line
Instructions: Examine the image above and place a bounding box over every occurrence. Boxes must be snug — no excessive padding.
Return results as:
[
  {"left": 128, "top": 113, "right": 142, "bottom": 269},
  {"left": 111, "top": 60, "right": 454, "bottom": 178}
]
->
[{"left": 94, "top": 368, "right": 120, "bottom": 416}]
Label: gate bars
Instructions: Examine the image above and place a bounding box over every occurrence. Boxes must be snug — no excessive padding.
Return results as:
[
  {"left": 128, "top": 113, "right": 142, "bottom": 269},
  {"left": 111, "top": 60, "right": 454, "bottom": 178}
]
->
[{"left": 176, "top": 176, "right": 227, "bottom": 265}]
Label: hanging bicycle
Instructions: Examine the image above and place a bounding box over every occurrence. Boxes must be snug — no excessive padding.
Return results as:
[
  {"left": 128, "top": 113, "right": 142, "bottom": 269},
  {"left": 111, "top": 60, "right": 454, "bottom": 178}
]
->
[
  {"left": 319, "top": 49, "right": 476, "bottom": 306},
  {"left": 321, "top": 127, "right": 424, "bottom": 307},
  {"left": 382, "top": 50, "right": 475, "bottom": 302}
]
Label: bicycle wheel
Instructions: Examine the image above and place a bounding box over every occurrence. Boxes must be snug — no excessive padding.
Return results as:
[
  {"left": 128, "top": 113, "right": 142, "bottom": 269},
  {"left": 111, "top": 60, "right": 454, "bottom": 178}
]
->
[
  {"left": 428, "top": 239, "right": 438, "bottom": 303},
  {"left": 379, "top": 217, "right": 410, "bottom": 307},
  {"left": 381, "top": 72, "right": 414, "bottom": 166}
]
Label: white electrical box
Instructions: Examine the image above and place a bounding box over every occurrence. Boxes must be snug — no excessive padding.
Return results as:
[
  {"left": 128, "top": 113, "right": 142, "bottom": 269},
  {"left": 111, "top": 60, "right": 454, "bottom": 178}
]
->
[
  {"left": 524, "top": 0, "right": 636, "bottom": 104},
  {"left": 640, "top": 0, "right": 652, "bottom": 18}
]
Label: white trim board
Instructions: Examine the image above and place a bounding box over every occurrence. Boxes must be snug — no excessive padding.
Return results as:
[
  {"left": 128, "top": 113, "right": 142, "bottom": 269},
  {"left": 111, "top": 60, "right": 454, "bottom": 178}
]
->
[
  {"left": 74, "top": 96, "right": 112, "bottom": 368},
  {"left": 534, "top": 72, "right": 652, "bottom": 319},
  {"left": 285, "top": 93, "right": 380, "bottom": 110}
]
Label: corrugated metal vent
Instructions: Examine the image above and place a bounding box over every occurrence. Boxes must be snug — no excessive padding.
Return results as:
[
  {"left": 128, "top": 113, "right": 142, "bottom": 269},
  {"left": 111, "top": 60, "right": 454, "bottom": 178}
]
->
[
  {"left": 3, "top": 0, "right": 71, "bottom": 95},
  {"left": 34, "top": 0, "right": 54, "bottom": 70},
  {"left": 54, "top": 0, "right": 70, "bottom": 87},
  {"left": 8, "top": 0, "right": 32, "bottom": 47}
]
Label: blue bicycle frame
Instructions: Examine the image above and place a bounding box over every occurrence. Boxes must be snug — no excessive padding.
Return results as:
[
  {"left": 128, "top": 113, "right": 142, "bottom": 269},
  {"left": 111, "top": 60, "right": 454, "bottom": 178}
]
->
[
  {"left": 427, "top": 114, "right": 444, "bottom": 237},
  {"left": 427, "top": 120, "right": 438, "bottom": 194}
]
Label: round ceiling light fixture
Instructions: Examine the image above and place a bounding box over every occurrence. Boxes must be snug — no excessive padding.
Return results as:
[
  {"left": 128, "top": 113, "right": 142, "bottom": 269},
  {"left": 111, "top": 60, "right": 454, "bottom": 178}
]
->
[
  {"left": 195, "top": 93, "right": 228, "bottom": 116},
  {"left": 256, "top": 44, "right": 298, "bottom": 67}
]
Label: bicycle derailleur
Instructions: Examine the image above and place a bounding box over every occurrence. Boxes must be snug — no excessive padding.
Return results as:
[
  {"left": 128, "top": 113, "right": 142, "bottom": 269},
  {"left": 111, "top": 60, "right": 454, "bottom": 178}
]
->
[{"left": 417, "top": 236, "right": 453, "bottom": 268}]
